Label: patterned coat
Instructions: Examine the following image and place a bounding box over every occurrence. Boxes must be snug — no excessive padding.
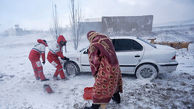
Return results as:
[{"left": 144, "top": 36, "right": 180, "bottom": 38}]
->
[{"left": 87, "top": 31, "right": 123, "bottom": 103}]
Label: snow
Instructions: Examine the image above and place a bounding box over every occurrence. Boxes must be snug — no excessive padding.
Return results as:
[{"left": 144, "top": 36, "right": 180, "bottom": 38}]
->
[
  {"left": 152, "top": 24, "right": 194, "bottom": 42},
  {"left": 0, "top": 25, "right": 194, "bottom": 109}
]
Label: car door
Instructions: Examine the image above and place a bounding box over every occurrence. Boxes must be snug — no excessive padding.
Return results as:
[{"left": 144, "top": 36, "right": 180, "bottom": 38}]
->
[
  {"left": 80, "top": 48, "right": 91, "bottom": 72},
  {"left": 112, "top": 38, "right": 144, "bottom": 74}
]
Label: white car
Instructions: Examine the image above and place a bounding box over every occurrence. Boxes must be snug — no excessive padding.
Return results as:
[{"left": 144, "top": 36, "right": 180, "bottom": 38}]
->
[{"left": 63, "top": 36, "right": 178, "bottom": 80}]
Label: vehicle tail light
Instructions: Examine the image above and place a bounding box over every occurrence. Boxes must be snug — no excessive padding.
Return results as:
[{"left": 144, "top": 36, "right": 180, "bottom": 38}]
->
[{"left": 171, "top": 55, "right": 176, "bottom": 60}]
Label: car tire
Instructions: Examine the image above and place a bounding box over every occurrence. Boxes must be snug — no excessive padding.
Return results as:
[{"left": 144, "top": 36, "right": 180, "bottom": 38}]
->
[
  {"left": 136, "top": 64, "right": 158, "bottom": 81},
  {"left": 64, "top": 61, "right": 80, "bottom": 77}
]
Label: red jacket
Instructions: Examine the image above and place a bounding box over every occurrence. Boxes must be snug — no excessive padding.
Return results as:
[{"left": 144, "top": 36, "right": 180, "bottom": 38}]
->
[
  {"left": 29, "top": 39, "right": 47, "bottom": 61},
  {"left": 48, "top": 35, "right": 66, "bottom": 58}
]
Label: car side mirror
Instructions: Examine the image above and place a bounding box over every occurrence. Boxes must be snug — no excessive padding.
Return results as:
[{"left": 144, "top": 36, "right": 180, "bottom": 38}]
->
[{"left": 83, "top": 49, "right": 88, "bottom": 54}]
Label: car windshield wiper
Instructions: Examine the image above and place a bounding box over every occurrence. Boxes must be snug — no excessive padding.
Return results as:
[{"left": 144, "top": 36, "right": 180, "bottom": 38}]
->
[{"left": 80, "top": 48, "right": 86, "bottom": 52}]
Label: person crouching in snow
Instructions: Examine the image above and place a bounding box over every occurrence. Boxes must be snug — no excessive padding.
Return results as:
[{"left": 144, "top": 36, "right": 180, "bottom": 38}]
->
[
  {"left": 84, "top": 31, "right": 123, "bottom": 109},
  {"left": 29, "top": 39, "right": 49, "bottom": 81},
  {"left": 47, "top": 35, "right": 69, "bottom": 80}
]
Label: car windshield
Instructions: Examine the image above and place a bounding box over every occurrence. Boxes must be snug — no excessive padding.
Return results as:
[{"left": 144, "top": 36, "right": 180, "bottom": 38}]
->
[{"left": 137, "top": 37, "right": 156, "bottom": 48}]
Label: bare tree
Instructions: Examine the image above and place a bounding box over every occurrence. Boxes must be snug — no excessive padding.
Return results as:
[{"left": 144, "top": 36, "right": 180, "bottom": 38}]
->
[
  {"left": 50, "top": 3, "right": 61, "bottom": 40},
  {"left": 69, "top": 0, "right": 82, "bottom": 50}
]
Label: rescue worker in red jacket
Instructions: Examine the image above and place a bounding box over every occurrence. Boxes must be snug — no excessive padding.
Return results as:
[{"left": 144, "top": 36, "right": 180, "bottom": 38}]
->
[
  {"left": 29, "top": 39, "right": 49, "bottom": 81},
  {"left": 47, "top": 35, "right": 69, "bottom": 80}
]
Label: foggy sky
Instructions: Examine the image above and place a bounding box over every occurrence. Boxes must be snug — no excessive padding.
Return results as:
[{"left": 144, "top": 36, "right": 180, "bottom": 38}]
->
[{"left": 0, "top": 0, "right": 194, "bottom": 32}]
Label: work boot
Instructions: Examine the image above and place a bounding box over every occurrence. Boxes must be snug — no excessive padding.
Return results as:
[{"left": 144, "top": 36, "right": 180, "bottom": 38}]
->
[
  {"left": 62, "top": 77, "right": 69, "bottom": 81},
  {"left": 84, "top": 104, "right": 100, "bottom": 109},
  {"left": 41, "top": 78, "right": 49, "bottom": 81},
  {"left": 112, "top": 92, "right": 121, "bottom": 104},
  {"left": 53, "top": 76, "right": 59, "bottom": 80},
  {"left": 35, "top": 77, "right": 40, "bottom": 80}
]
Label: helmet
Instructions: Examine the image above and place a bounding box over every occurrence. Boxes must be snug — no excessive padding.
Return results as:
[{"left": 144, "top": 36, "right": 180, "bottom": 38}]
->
[{"left": 57, "top": 35, "right": 67, "bottom": 46}]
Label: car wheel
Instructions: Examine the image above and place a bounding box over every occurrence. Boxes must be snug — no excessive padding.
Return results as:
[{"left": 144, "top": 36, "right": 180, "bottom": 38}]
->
[
  {"left": 136, "top": 64, "right": 158, "bottom": 81},
  {"left": 64, "top": 61, "right": 80, "bottom": 77}
]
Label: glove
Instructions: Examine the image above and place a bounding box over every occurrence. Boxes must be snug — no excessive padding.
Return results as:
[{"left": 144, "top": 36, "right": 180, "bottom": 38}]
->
[
  {"left": 61, "top": 57, "right": 70, "bottom": 61},
  {"left": 42, "top": 61, "right": 45, "bottom": 64}
]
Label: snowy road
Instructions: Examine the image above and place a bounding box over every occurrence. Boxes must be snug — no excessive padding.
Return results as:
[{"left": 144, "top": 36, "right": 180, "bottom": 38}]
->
[{"left": 0, "top": 34, "right": 194, "bottom": 109}]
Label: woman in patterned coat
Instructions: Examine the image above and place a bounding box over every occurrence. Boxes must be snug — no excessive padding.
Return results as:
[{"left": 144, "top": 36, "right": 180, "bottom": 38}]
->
[{"left": 84, "top": 31, "right": 123, "bottom": 109}]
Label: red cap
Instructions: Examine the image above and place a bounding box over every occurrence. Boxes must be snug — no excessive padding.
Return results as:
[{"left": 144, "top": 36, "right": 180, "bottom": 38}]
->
[
  {"left": 57, "top": 35, "right": 66, "bottom": 45},
  {"left": 37, "top": 39, "right": 48, "bottom": 47}
]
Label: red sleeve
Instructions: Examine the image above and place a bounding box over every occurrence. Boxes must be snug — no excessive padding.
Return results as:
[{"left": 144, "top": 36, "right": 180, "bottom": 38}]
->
[
  {"left": 41, "top": 52, "right": 45, "bottom": 62},
  {"left": 88, "top": 45, "right": 100, "bottom": 76},
  {"left": 56, "top": 51, "right": 65, "bottom": 58}
]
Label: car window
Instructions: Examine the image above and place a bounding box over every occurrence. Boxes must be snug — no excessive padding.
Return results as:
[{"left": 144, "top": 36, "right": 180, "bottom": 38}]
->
[{"left": 112, "top": 39, "right": 143, "bottom": 51}]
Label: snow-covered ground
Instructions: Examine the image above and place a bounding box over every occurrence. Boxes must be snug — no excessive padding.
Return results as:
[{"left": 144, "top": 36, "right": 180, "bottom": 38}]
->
[{"left": 0, "top": 25, "right": 194, "bottom": 109}]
